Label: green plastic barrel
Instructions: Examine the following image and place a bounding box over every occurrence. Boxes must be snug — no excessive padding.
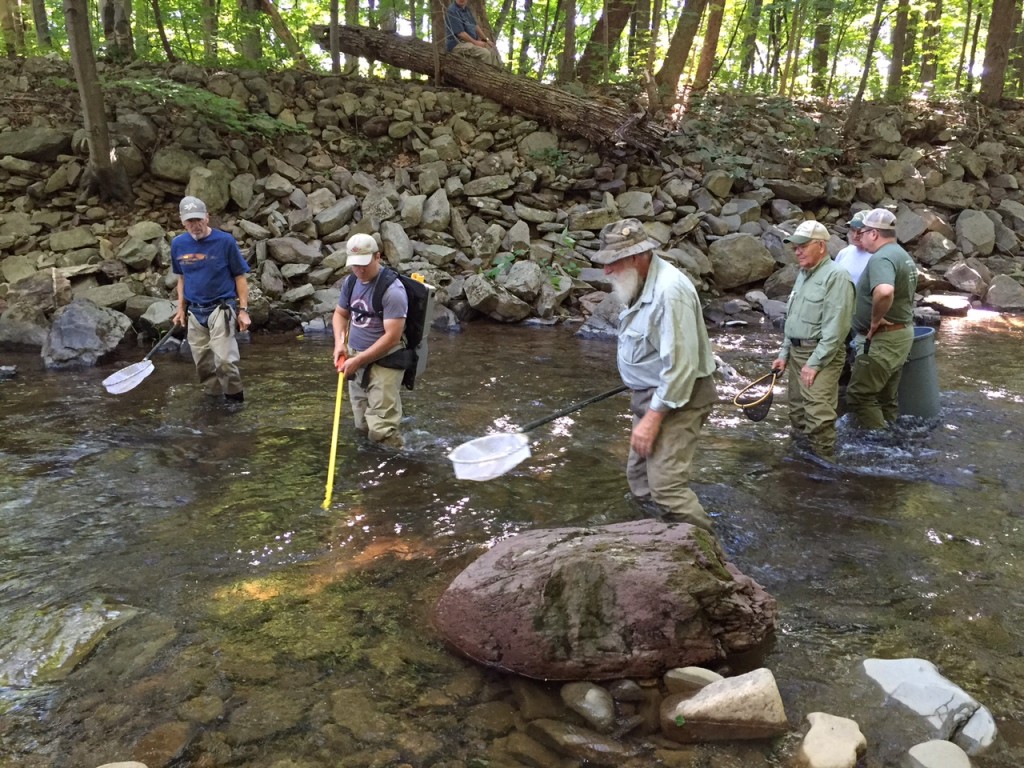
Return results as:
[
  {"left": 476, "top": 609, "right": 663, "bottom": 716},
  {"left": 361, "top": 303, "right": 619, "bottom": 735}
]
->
[{"left": 897, "top": 326, "right": 940, "bottom": 418}]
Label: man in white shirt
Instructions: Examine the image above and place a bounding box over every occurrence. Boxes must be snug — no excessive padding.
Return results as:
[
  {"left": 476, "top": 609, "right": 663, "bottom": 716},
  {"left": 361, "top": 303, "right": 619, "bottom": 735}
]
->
[{"left": 834, "top": 211, "right": 872, "bottom": 284}]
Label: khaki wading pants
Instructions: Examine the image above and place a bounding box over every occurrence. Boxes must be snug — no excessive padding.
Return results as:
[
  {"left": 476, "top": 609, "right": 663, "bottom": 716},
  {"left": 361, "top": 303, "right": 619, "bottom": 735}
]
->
[
  {"left": 187, "top": 306, "right": 243, "bottom": 397},
  {"left": 626, "top": 376, "right": 717, "bottom": 531},
  {"left": 786, "top": 344, "right": 845, "bottom": 459},
  {"left": 348, "top": 346, "right": 404, "bottom": 443},
  {"left": 845, "top": 327, "right": 914, "bottom": 429},
  {"left": 452, "top": 41, "right": 503, "bottom": 68}
]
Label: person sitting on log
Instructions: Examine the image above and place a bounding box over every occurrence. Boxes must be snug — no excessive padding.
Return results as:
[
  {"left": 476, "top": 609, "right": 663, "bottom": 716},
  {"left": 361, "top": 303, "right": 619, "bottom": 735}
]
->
[{"left": 445, "top": 0, "right": 502, "bottom": 68}]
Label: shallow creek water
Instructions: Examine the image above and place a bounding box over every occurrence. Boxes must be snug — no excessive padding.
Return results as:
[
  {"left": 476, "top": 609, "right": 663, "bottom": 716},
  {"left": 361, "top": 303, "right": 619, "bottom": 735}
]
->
[{"left": 1, "top": 313, "right": 1023, "bottom": 767}]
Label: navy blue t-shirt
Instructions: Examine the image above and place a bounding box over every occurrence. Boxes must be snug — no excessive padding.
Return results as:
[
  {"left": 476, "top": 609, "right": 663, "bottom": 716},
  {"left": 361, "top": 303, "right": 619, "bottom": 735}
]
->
[{"left": 170, "top": 228, "right": 250, "bottom": 305}]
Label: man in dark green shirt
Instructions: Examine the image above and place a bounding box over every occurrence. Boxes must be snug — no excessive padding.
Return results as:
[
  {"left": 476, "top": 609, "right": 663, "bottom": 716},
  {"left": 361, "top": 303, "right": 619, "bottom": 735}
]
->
[
  {"left": 846, "top": 208, "right": 918, "bottom": 429},
  {"left": 772, "top": 220, "right": 854, "bottom": 459}
]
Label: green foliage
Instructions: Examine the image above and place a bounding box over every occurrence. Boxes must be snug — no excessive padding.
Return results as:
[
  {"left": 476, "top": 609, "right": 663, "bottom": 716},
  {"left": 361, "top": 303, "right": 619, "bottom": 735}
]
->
[
  {"left": 105, "top": 77, "right": 303, "bottom": 138},
  {"left": 529, "top": 146, "right": 569, "bottom": 171},
  {"left": 484, "top": 253, "right": 516, "bottom": 280},
  {"left": 13, "top": 0, "right": 1018, "bottom": 106}
]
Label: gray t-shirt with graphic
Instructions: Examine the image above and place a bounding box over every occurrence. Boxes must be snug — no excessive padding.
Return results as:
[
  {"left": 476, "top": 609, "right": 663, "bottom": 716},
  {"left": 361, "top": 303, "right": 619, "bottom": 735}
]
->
[{"left": 339, "top": 272, "right": 409, "bottom": 352}]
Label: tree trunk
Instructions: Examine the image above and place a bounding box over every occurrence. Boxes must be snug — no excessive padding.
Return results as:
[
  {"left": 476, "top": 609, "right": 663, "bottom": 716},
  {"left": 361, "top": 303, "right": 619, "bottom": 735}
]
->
[
  {"left": 240, "top": 0, "right": 261, "bottom": 61},
  {"left": 919, "top": 0, "right": 942, "bottom": 86},
  {"left": 31, "top": 0, "right": 51, "bottom": 48},
  {"left": 779, "top": 0, "right": 805, "bottom": 96},
  {"left": 825, "top": 9, "right": 851, "bottom": 97},
  {"left": 904, "top": 10, "right": 918, "bottom": 68},
  {"left": 201, "top": 0, "right": 219, "bottom": 62},
  {"left": 99, "top": 0, "right": 134, "bottom": 60},
  {"left": 149, "top": 0, "right": 176, "bottom": 62},
  {"left": 654, "top": 0, "right": 709, "bottom": 101},
  {"left": 345, "top": 0, "right": 358, "bottom": 71},
  {"left": 310, "top": 24, "right": 667, "bottom": 152},
  {"left": 330, "top": 0, "right": 340, "bottom": 71},
  {"left": 258, "top": 0, "right": 309, "bottom": 67},
  {"left": 979, "top": 0, "right": 1018, "bottom": 105},
  {"left": 468, "top": 0, "right": 494, "bottom": 41},
  {"left": 740, "top": 0, "right": 764, "bottom": 86},
  {"left": 844, "top": 0, "right": 885, "bottom": 136},
  {"left": 0, "top": 0, "right": 21, "bottom": 56},
  {"left": 1011, "top": 4, "right": 1024, "bottom": 95},
  {"left": 954, "top": 0, "right": 972, "bottom": 90},
  {"left": 810, "top": 0, "right": 831, "bottom": 93},
  {"left": 538, "top": 0, "right": 557, "bottom": 79},
  {"left": 967, "top": 7, "right": 983, "bottom": 91},
  {"left": 63, "top": 0, "right": 132, "bottom": 202},
  {"left": 578, "top": 0, "right": 635, "bottom": 84},
  {"left": 517, "top": 0, "right": 533, "bottom": 74},
  {"left": 887, "top": 0, "right": 910, "bottom": 100},
  {"left": 494, "top": 0, "right": 515, "bottom": 39},
  {"left": 765, "top": 3, "right": 783, "bottom": 90},
  {"left": 557, "top": 0, "right": 576, "bottom": 81},
  {"left": 691, "top": 0, "right": 724, "bottom": 96},
  {"left": 629, "top": 0, "right": 650, "bottom": 75}
]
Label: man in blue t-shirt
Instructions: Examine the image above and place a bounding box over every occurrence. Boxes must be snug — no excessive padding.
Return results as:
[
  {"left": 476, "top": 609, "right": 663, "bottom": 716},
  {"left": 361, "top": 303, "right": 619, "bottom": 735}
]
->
[
  {"left": 445, "top": 0, "right": 502, "bottom": 68},
  {"left": 170, "top": 196, "right": 251, "bottom": 403},
  {"left": 332, "top": 233, "right": 409, "bottom": 448}
]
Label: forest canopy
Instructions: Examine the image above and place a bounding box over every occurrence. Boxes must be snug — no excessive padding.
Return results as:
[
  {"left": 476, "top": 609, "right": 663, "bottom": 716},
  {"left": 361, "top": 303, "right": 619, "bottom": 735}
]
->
[{"left": 2, "top": 0, "right": 1023, "bottom": 108}]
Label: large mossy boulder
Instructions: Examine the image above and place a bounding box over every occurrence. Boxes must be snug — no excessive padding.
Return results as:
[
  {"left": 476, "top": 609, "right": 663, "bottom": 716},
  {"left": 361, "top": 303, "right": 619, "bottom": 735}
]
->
[{"left": 434, "top": 520, "right": 776, "bottom": 680}]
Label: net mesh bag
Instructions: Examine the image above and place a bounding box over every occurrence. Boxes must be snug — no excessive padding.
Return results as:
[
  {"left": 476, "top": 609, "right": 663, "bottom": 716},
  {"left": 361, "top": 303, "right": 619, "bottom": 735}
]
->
[{"left": 733, "top": 372, "right": 777, "bottom": 422}]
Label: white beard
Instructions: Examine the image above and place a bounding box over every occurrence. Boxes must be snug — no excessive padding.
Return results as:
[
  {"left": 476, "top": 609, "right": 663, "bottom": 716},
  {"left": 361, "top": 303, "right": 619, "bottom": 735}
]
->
[{"left": 609, "top": 266, "right": 642, "bottom": 307}]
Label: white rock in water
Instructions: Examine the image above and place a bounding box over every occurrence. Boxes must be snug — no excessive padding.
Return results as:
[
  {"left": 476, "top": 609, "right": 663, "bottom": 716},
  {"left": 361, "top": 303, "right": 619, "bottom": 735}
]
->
[
  {"left": 798, "top": 711, "right": 866, "bottom": 768},
  {"left": 903, "top": 739, "right": 972, "bottom": 768},
  {"left": 862, "top": 657, "right": 997, "bottom": 755}
]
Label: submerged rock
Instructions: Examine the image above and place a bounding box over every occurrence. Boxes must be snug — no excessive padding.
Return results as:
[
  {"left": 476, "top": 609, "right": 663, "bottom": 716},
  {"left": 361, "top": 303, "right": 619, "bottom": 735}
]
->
[
  {"left": 433, "top": 520, "right": 776, "bottom": 680},
  {"left": 0, "top": 598, "right": 137, "bottom": 687}
]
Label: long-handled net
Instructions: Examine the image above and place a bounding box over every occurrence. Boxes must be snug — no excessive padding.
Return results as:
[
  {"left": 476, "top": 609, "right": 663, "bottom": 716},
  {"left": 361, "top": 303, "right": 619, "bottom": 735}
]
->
[{"left": 733, "top": 371, "right": 778, "bottom": 422}]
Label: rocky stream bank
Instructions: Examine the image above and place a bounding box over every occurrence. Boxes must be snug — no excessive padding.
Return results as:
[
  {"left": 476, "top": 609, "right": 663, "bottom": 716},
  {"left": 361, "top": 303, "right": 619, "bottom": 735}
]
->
[{"left": 4, "top": 57, "right": 1024, "bottom": 363}]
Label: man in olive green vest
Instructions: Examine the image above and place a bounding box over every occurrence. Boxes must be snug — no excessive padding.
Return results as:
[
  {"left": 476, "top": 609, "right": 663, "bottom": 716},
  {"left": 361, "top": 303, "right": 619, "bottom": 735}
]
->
[
  {"left": 846, "top": 208, "right": 918, "bottom": 430},
  {"left": 772, "top": 220, "right": 854, "bottom": 460}
]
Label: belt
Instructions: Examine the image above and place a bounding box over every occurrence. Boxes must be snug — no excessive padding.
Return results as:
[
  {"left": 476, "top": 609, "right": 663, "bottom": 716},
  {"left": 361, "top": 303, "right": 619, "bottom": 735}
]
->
[
  {"left": 874, "top": 323, "right": 907, "bottom": 333},
  {"left": 788, "top": 338, "right": 819, "bottom": 347},
  {"left": 189, "top": 301, "right": 234, "bottom": 312}
]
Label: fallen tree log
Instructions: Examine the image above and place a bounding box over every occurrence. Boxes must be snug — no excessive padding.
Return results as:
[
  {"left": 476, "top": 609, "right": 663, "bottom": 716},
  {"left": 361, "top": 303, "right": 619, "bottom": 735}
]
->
[{"left": 310, "top": 24, "right": 666, "bottom": 155}]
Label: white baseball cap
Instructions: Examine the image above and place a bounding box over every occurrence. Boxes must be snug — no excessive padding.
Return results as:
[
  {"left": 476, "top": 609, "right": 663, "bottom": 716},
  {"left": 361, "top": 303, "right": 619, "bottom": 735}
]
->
[
  {"left": 345, "top": 233, "right": 379, "bottom": 267},
  {"left": 861, "top": 208, "right": 897, "bottom": 230},
  {"left": 784, "top": 220, "right": 830, "bottom": 245}
]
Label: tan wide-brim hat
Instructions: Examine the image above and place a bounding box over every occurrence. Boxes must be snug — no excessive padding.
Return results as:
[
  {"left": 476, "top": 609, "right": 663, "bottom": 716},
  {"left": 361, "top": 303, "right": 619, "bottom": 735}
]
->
[{"left": 590, "top": 218, "right": 661, "bottom": 265}]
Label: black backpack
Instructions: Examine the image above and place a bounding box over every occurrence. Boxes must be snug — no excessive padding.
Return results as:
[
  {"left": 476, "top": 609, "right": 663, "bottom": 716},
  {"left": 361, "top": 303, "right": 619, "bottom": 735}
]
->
[{"left": 344, "top": 267, "right": 433, "bottom": 390}]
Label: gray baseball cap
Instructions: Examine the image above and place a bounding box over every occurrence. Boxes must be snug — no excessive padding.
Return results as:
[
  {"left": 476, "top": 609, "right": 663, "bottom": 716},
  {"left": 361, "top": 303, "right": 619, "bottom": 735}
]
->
[{"left": 179, "top": 196, "right": 208, "bottom": 220}]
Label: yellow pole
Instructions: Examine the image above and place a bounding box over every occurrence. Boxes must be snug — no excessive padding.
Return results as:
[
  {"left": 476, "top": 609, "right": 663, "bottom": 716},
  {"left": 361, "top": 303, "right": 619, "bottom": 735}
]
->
[{"left": 322, "top": 369, "right": 345, "bottom": 509}]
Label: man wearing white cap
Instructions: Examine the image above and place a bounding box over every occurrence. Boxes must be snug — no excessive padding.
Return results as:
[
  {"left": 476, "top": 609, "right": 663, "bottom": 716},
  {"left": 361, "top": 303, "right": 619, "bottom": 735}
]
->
[
  {"left": 846, "top": 208, "right": 917, "bottom": 429},
  {"left": 589, "top": 218, "right": 718, "bottom": 532},
  {"left": 332, "top": 233, "right": 409, "bottom": 448},
  {"left": 171, "top": 195, "right": 251, "bottom": 402},
  {"left": 772, "top": 220, "right": 854, "bottom": 460}
]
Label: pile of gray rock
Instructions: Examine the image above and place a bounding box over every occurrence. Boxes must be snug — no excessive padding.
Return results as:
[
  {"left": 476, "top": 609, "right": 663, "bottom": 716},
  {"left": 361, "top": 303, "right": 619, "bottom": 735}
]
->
[{"left": 3, "top": 58, "right": 1024, "bottom": 365}]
